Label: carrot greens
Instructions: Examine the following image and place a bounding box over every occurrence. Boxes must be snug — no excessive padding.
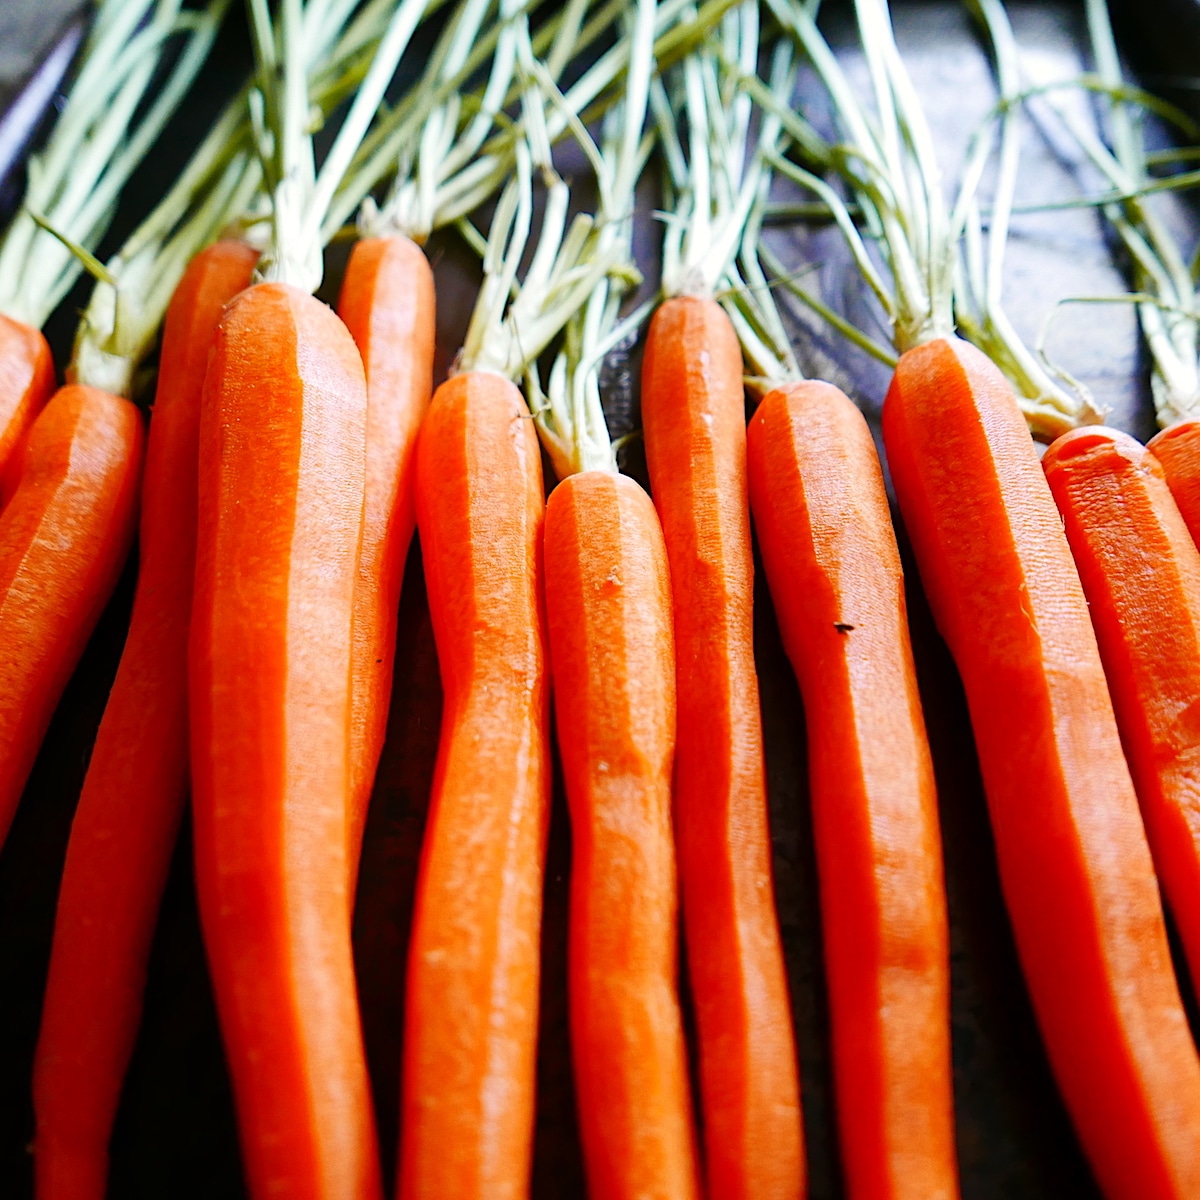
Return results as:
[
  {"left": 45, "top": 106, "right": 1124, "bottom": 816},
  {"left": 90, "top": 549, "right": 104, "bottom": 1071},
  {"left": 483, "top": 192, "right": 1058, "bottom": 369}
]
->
[
  {"left": 0, "top": 0, "right": 234, "bottom": 331},
  {"left": 762, "top": 0, "right": 1099, "bottom": 436}
]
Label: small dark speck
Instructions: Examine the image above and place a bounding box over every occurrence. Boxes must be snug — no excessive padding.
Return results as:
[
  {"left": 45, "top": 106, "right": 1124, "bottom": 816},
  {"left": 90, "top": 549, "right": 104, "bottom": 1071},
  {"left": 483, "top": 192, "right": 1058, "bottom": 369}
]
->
[
  {"left": 834, "top": 622, "right": 855, "bottom": 634},
  {"left": 375, "top": 658, "right": 384, "bottom": 664}
]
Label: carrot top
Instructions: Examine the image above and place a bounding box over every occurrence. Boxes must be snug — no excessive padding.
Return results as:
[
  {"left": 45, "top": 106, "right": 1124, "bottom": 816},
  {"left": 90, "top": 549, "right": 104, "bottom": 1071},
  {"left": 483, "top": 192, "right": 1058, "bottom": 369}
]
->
[
  {"left": 63, "top": 0, "right": 437, "bottom": 399},
  {"left": 247, "top": 0, "right": 434, "bottom": 292},
  {"left": 526, "top": 0, "right": 657, "bottom": 479},
  {"left": 651, "top": 0, "right": 778, "bottom": 303},
  {"left": 1068, "top": 0, "right": 1200, "bottom": 427},
  {"left": 759, "top": 0, "right": 1099, "bottom": 437},
  {"left": 0, "top": 0, "right": 233, "bottom": 331}
]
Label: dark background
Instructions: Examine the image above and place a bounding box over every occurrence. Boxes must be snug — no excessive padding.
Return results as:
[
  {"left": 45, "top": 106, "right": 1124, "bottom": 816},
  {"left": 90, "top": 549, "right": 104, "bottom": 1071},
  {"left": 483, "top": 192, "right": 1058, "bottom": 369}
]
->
[{"left": 1, "top": 1, "right": 1198, "bottom": 1196}]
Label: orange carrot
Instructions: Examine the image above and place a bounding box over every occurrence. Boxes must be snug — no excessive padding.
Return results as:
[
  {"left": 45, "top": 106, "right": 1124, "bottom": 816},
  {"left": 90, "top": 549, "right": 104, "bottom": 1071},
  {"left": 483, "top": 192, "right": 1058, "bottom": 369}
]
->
[
  {"left": 32, "top": 240, "right": 256, "bottom": 1200},
  {"left": 0, "top": 313, "right": 54, "bottom": 500},
  {"left": 640, "top": 294, "right": 804, "bottom": 1200},
  {"left": 0, "top": 384, "right": 142, "bottom": 851},
  {"left": 543, "top": 468, "right": 700, "bottom": 1200},
  {"left": 1044, "top": 425, "right": 1200, "bottom": 995},
  {"left": 401, "top": 369, "right": 549, "bottom": 1200},
  {"left": 748, "top": 380, "right": 957, "bottom": 1200},
  {"left": 336, "top": 234, "right": 436, "bottom": 893},
  {"left": 189, "top": 281, "right": 380, "bottom": 1200},
  {"left": 883, "top": 335, "right": 1200, "bottom": 1200},
  {"left": 1148, "top": 421, "right": 1200, "bottom": 549}
]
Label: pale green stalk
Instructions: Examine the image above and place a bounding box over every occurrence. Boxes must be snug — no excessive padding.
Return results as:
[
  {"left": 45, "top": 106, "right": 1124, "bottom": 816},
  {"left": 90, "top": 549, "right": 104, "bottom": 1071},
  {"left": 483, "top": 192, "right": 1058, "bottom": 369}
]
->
[
  {"left": 1082, "top": 0, "right": 1200, "bottom": 425},
  {"left": 430, "top": 0, "right": 743, "bottom": 228},
  {"left": 253, "top": 0, "right": 432, "bottom": 290},
  {"left": 0, "top": 0, "right": 233, "bottom": 328},
  {"left": 655, "top": 0, "right": 770, "bottom": 300},
  {"left": 762, "top": 0, "right": 1098, "bottom": 434},
  {"left": 533, "top": 0, "right": 657, "bottom": 478},
  {"left": 68, "top": 0, "right": 413, "bottom": 396},
  {"left": 956, "top": 0, "right": 1102, "bottom": 437},
  {"left": 719, "top": 40, "right": 802, "bottom": 390},
  {"left": 456, "top": 28, "right": 637, "bottom": 399}
]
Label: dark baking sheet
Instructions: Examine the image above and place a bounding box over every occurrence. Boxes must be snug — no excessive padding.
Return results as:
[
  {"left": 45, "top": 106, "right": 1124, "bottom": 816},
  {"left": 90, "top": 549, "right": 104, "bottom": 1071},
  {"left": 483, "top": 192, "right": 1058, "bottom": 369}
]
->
[{"left": 1, "top": 2, "right": 1196, "bottom": 1197}]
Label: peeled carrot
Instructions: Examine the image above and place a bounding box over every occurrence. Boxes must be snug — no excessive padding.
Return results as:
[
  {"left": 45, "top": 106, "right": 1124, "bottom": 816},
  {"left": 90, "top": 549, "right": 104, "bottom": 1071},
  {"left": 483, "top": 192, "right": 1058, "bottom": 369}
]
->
[
  {"left": 401, "top": 370, "right": 549, "bottom": 1200},
  {"left": 1148, "top": 420, "right": 1200, "bottom": 549},
  {"left": 190, "top": 281, "right": 381, "bottom": 1200},
  {"left": 0, "top": 313, "right": 54, "bottom": 499},
  {"left": 544, "top": 468, "right": 700, "bottom": 1200},
  {"left": 883, "top": 335, "right": 1200, "bottom": 1200},
  {"left": 1044, "top": 425, "right": 1200, "bottom": 994},
  {"left": 32, "top": 240, "right": 256, "bottom": 1200},
  {"left": 336, "top": 234, "right": 436, "bottom": 892},
  {"left": 640, "top": 294, "right": 804, "bottom": 1200},
  {"left": 748, "top": 380, "right": 957, "bottom": 1200},
  {"left": 0, "top": 384, "right": 142, "bottom": 851}
]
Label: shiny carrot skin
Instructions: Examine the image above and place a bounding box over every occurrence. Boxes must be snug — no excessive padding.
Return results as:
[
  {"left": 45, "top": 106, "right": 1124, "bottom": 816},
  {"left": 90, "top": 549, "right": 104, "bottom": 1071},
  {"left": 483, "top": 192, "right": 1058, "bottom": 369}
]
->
[
  {"left": 544, "top": 469, "right": 700, "bottom": 1200},
  {"left": 748, "top": 381, "right": 957, "bottom": 1200},
  {"left": 1148, "top": 420, "right": 1200, "bottom": 548},
  {"left": 337, "top": 234, "right": 436, "bottom": 893},
  {"left": 32, "top": 241, "right": 257, "bottom": 1200},
  {"left": 0, "top": 384, "right": 142, "bottom": 851},
  {"left": 883, "top": 335, "right": 1200, "bottom": 1200},
  {"left": 401, "top": 370, "right": 549, "bottom": 1200},
  {"left": 1044, "top": 426, "right": 1200, "bottom": 993},
  {"left": 190, "top": 281, "right": 381, "bottom": 1200},
  {"left": 0, "top": 312, "right": 54, "bottom": 499},
  {"left": 640, "top": 295, "right": 804, "bottom": 1200}
]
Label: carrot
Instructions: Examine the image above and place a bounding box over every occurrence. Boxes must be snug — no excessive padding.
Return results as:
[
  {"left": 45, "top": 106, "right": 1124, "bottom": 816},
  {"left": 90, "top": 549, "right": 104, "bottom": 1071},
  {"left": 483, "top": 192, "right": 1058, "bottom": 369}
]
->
[
  {"left": 185, "top": 1, "right": 438, "bottom": 1189},
  {"left": 401, "top": 369, "right": 549, "bottom": 1200},
  {"left": 544, "top": 469, "right": 700, "bottom": 1200},
  {"left": 641, "top": 294, "right": 803, "bottom": 1200},
  {"left": 0, "top": 384, "right": 143, "bottom": 851},
  {"left": 1044, "top": 425, "right": 1200, "bottom": 994},
  {"left": 883, "top": 335, "right": 1200, "bottom": 1200},
  {"left": 1148, "top": 421, "right": 1200, "bottom": 549},
  {"left": 336, "top": 234, "right": 436, "bottom": 893},
  {"left": 0, "top": 313, "right": 53, "bottom": 499},
  {"left": 747, "top": 380, "right": 957, "bottom": 1200},
  {"left": 190, "top": 280, "right": 380, "bottom": 1199},
  {"left": 31, "top": 240, "right": 256, "bottom": 1200}
]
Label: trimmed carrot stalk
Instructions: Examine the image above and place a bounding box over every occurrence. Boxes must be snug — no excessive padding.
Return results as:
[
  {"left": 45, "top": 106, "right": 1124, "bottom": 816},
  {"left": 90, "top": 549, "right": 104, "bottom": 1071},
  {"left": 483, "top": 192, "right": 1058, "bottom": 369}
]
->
[
  {"left": 336, "top": 234, "right": 436, "bottom": 893},
  {"left": 882, "top": 335, "right": 1200, "bottom": 1200},
  {"left": 640, "top": 295, "right": 804, "bottom": 1200},
  {"left": 0, "top": 313, "right": 55, "bottom": 500},
  {"left": 1044, "top": 425, "right": 1200, "bottom": 995},
  {"left": 1148, "top": 420, "right": 1200, "bottom": 549},
  {"left": 32, "top": 240, "right": 256, "bottom": 1200},
  {"left": 748, "top": 380, "right": 958, "bottom": 1200},
  {"left": 544, "top": 469, "right": 700, "bottom": 1200},
  {"left": 0, "top": 384, "right": 142, "bottom": 851},
  {"left": 401, "top": 370, "right": 549, "bottom": 1200},
  {"left": 189, "top": 281, "right": 381, "bottom": 1200}
]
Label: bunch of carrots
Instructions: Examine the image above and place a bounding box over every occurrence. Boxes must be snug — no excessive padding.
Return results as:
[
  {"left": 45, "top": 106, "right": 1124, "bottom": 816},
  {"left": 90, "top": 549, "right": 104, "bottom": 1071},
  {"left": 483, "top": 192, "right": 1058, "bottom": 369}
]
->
[{"left": 6, "top": 0, "right": 1200, "bottom": 1197}]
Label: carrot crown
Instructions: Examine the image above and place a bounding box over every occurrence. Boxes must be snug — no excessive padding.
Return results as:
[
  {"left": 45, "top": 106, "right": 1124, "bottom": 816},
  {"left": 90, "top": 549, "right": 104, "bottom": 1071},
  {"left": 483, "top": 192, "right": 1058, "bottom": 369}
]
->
[
  {"left": 67, "top": 0, "right": 419, "bottom": 397},
  {"left": 0, "top": 0, "right": 233, "bottom": 331},
  {"left": 328, "top": 0, "right": 542, "bottom": 245},
  {"left": 324, "top": 0, "right": 739, "bottom": 247},
  {"left": 760, "top": 0, "right": 1099, "bottom": 438},
  {"left": 249, "top": 0, "right": 432, "bottom": 291},
  {"left": 529, "top": 0, "right": 658, "bottom": 479},
  {"left": 654, "top": 0, "right": 772, "bottom": 301},
  {"left": 455, "top": 122, "right": 615, "bottom": 383},
  {"left": 1059, "top": 0, "right": 1200, "bottom": 428},
  {"left": 710, "top": 39, "right": 799, "bottom": 395}
]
